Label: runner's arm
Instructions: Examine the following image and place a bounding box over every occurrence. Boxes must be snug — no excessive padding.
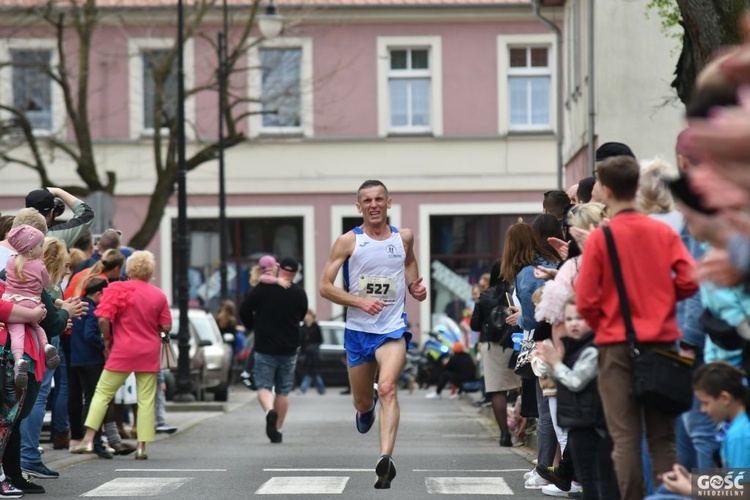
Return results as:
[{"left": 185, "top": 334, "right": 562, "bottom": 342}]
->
[
  {"left": 401, "top": 229, "right": 427, "bottom": 302},
  {"left": 319, "top": 232, "right": 364, "bottom": 309}
]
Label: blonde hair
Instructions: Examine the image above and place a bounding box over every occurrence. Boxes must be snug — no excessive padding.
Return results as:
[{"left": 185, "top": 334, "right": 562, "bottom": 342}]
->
[
  {"left": 43, "top": 237, "right": 68, "bottom": 286},
  {"left": 125, "top": 250, "right": 155, "bottom": 281},
  {"left": 250, "top": 265, "right": 262, "bottom": 287},
  {"left": 11, "top": 208, "right": 47, "bottom": 234},
  {"left": 215, "top": 300, "right": 237, "bottom": 329},
  {"left": 636, "top": 158, "right": 679, "bottom": 215},
  {"left": 69, "top": 248, "right": 86, "bottom": 269},
  {"left": 566, "top": 202, "right": 608, "bottom": 231}
]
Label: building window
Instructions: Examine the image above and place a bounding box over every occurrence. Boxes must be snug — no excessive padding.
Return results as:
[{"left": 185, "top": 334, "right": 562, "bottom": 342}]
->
[
  {"left": 497, "top": 34, "right": 556, "bottom": 135},
  {"left": 388, "top": 48, "right": 431, "bottom": 133},
  {"left": 377, "top": 36, "right": 442, "bottom": 137},
  {"left": 260, "top": 48, "right": 302, "bottom": 130},
  {"left": 142, "top": 49, "right": 177, "bottom": 132},
  {"left": 248, "top": 37, "right": 313, "bottom": 138},
  {"left": 11, "top": 49, "right": 53, "bottom": 131},
  {"left": 508, "top": 46, "right": 551, "bottom": 129},
  {"left": 128, "top": 38, "right": 194, "bottom": 139}
]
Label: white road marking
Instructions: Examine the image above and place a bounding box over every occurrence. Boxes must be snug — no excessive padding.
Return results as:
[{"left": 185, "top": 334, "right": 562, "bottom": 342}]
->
[
  {"left": 425, "top": 477, "right": 514, "bottom": 495},
  {"left": 115, "top": 469, "right": 227, "bottom": 472},
  {"left": 81, "top": 477, "right": 192, "bottom": 497},
  {"left": 413, "top": 468, "right": 528, "bottom": 473},
  {"left": 265, "top": 468, "right": 528, "bottom": 473},
  {"left": 256, "top": 476, "right": 349, "bottom": 495},
  {"left": 263, "top": 468, "right": 369, "bottom": 472}
]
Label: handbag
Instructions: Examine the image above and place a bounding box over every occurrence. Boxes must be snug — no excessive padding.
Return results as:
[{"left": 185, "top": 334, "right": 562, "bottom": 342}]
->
[
  {"left": 483, "top": 286, "right": 515, "bottom": 344},
  {"left": 603, "top": 226, "right": 694, "bottom": 416},
  {"left": 701, "top": 304, "right": 745, "bottom": 351},
  {"left": 513, "top": 339, "right": 537, "bottom": 379}
]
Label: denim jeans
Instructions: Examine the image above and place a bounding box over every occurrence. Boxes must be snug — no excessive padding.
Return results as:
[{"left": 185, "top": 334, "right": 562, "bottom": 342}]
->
[
  {"left": 51, "top": 336, "right": 69, "bottom": 433},
  {"left": 535, "top": 381, "right": 556, "bottom": 467},
  {"left": 20, "top": 336, "right": 61, "bottom": 466},
  {"left": 676, "top": 397, "right": 720, "bottom": 471},
  {"left": 299, "top": 375, "right": 326, "bottom": 395}
]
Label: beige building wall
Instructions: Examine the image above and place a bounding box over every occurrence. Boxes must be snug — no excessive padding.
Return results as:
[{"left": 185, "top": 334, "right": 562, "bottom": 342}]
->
[{"left": 564, "top": 0, "right": 685, "bottom": 171}]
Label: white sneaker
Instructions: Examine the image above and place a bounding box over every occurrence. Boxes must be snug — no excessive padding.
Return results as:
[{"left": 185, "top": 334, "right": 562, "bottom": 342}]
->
[
  {"left": 524, "top": 470, "right": 551, "bottom": 489},
  {"left": 449, "top": 393, "right": 461, "bottom": 400},
  {"left": 541, "top": 484, "right": 569, "bottom": 497},
  {"left": 523, "top": 468, "right": 535, "bottom": 480},
  {"left": 541, "top": 482, "right": 582, "bottom": 497},
  {"left": 425, "top": 392, "right": 442, "bottom": 399}
]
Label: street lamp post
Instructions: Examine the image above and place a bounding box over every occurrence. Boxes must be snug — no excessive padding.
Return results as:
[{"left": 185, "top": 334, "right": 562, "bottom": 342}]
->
[
  {"left": 174, "top": 0, "right": 194, "bottom": 403},
  {"left": 217, "top": 0, "right": 229, "bottom": 302}
]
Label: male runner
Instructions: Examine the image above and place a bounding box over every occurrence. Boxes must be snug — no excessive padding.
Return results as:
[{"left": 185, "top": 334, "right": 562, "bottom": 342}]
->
[{"left": 320, "top": 179, "right": 427, "bottom": 489}]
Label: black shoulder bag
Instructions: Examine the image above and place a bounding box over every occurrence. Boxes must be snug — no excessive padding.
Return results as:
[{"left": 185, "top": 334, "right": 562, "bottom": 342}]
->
[{"left": 603, "top": 226, "right": 694, "bottom": 416}]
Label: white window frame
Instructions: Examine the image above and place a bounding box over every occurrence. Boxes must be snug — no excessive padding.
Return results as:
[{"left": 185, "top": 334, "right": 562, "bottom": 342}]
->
[
  {"left": 128, "top": 37, "right": 195, "bottom": 140},
  {"left": 248, "top": 37, "right": 313, "bottom": 138},
  {"left": 377, "top": 36, "right": 443, "bottom": 138},
  {"left": 497, "top": 34, "right": 557, "bottom": 135},
  {"left": 0, "top": 39, "right": 65, "bottom": 137}
]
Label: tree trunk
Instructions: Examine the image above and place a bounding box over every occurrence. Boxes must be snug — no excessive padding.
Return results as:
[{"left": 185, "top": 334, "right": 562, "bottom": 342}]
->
[
  {"left": 673, "top": 0, "right": 747, "bottom": 104},
  {"left": 128, "top": 171, "right": 177, "bottom": 250}
]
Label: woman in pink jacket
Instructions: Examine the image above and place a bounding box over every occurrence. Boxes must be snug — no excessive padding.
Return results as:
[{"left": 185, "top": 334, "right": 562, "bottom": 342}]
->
[{"left": 70, "top": 251, "right": 171, "bottom": 460}]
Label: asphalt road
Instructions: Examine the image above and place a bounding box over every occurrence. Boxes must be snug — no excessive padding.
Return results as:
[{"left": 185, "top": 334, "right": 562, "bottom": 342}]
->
[{"left": 38, "top": 386, "right": 540, "bottom": 498}]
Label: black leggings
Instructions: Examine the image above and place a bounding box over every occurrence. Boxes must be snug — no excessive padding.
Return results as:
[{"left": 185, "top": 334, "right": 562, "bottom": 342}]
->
[{"left": 567, "top": 428, "right": 619, "bottom": 500}]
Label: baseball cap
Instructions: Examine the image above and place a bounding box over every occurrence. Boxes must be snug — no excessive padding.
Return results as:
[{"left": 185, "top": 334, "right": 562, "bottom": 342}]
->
[
  {"left": 595, "top": 142, "right": 636, "bottom": 162},
  {"left": 25, "top": 189, "right": 55, "bottom": 215},
  {"left": 279, "top": 257, "right": 299, "bottom": 273},
  {"left": 258, "top": 255, "right": 277, "bottom": 269}
]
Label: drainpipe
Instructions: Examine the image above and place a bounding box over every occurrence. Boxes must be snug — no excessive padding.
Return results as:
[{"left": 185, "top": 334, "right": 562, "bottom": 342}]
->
[
  {"left": 586, "top": 0, "right": 595, "bottom": 176},
  {"left": 532, "top": 0, "right": 563, "bottom": 190}
]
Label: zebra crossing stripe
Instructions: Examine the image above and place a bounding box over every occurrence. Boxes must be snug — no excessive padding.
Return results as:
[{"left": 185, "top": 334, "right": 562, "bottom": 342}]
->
[
  {"left": 255, "top": 476, "right": 349, "bottom": 495},
  {"left": 425, "top": 477, "right": 514, "bottom": 495},
  {"left": 81, "top": 477, "right": 193, "bottom": 497}
]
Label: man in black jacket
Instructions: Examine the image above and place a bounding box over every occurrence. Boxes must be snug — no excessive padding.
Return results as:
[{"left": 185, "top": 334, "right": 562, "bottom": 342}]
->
[{"left": 239, "top": 257, "right": 307, "bottom": 444}]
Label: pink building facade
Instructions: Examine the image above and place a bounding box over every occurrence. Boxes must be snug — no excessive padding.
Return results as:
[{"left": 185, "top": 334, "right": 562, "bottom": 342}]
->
[{"left": 0, "top": 0, "right": 564, "bottom": 336}]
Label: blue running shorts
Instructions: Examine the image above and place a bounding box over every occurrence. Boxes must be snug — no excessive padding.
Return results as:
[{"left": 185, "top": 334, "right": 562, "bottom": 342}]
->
[{"left": 344, "top": 328, "right": 414, "bottom": 367}]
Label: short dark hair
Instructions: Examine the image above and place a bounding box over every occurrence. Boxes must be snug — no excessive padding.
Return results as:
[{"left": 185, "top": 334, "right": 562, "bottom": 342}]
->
[
  {"left": 693, "top": 361, "right": 748, "bottom": 402},
  {"left": 596, "top": 156, "right": 640, "bottom": 201},
  {"left": 357, "top": 180, "right": 389, "bottom": 201},
  {"left": 73, "top": 228, "right": 93, "bottom": 252},
  {"left": 576, "top": 177, "right": 596, "bottom": 203},
  {"left": 542, "top": 190, "right": 571, "bottom": 219},
  {"left": 686, "top": 83, "right": 739, "bottom": 119}
]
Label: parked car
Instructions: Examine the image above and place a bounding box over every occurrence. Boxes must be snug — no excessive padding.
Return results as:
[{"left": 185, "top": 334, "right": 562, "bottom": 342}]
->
[
  {"left": 167, "top": 308, "right": 233, "bottom": 401},
  {"left": 296, "top": 320, "right": 349, "bottom": 387}
]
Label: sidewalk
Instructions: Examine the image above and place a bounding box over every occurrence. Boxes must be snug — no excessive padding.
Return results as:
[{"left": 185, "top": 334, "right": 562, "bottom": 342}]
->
[
  {"left": 43, "top": 385, "right": 256, "bottom": 472},
  {"left": 467, "top": 392, "right": 537, "bottom": 464}
]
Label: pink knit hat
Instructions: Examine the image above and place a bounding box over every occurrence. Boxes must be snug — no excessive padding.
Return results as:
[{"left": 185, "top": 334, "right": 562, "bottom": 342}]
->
[
  {"left": 258, "top": 255, "right": 277, "bottom": 269},
  {"left": 8, "top": 224, "right": 44, "bottom": 255}
]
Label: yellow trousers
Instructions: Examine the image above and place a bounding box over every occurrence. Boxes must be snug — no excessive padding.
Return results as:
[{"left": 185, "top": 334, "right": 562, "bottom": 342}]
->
[{"left": 84, "top": 370, "right": 157, "bottom": 443}]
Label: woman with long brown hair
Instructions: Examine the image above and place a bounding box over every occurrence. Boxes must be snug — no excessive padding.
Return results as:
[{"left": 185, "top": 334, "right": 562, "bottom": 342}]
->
[
  {"left": 501, "top": 222, "right": 558, "bottom": 333},
  {"left": 500, "top": 221, "right": 559, "bottom": 488}
]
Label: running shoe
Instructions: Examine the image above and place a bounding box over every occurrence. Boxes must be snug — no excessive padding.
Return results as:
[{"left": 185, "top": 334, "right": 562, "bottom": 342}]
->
[
  {"left": 524, "top": 469, "right": 551, "bottom": 489},
  {"left": 374, "top": 455, "right": 396, "bottom": 489},
  {"left": 20, "top": 462, "right": 58, "bottom": 479},
  {"left": 355, "top": 391, "right": 379, "bottom": 434}
]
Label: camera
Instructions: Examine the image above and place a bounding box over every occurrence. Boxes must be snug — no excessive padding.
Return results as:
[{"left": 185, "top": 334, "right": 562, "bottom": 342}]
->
[{"left": 52, "top": 198, "right": 65, "bottom": 218}]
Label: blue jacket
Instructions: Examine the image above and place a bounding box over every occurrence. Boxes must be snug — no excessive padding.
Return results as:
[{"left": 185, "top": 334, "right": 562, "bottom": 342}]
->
[
  {"left": 516, "top": 256, "right": 558, "bottom": 332},
  {"left": 70, "top": 297, "right": 105, "bottom": 367},
  {"left": 675, "top": 227, "right": 706, "bottom": 350}
]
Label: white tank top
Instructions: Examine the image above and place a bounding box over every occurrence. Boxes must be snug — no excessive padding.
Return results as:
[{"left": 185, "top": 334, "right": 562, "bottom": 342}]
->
[{"left": 344, "top": 226, "right": 407, "bottom": 334}]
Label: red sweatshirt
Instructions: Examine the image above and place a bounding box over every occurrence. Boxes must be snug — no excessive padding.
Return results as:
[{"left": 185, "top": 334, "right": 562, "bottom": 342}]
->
[{"left": 575, "top": 211, "right": 698, "bottom": 345}]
